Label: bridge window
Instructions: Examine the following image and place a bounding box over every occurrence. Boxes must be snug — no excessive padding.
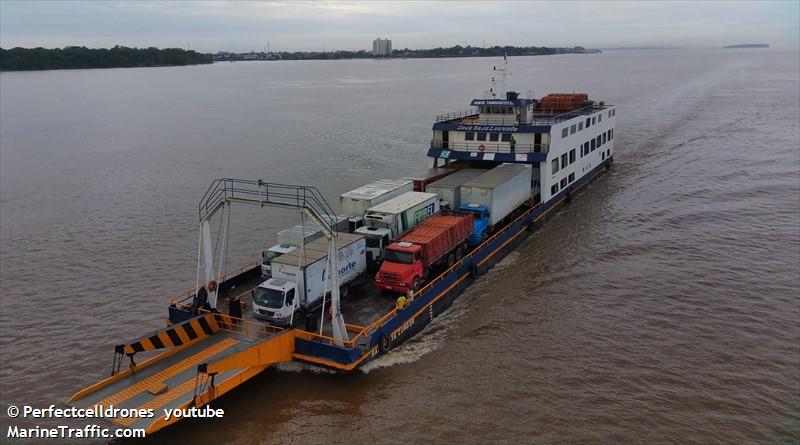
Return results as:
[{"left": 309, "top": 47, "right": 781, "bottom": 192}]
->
[
  {"left": 592, "top": 116, "right": 596, "bottom": 125},
  {"left": 551, "top": 159, "right": 559, "bottom": 174},
  {"left": 603, "top": 133, "right": 607, "bottom": 144},
  {"left": 477, "top": 133, "right": 487, "bottom": 141},
  {"left": 568, "top": 173, "right": 575, "bottom": 183},
  {"left": 570, "top": 124, "right": 577, "bottom": 134},
  {"left": 490, "top": 133, "right": 499, "bottom": 142},
  {"left": 561, "top": 127, "right": 569, "bottom": 138},
  {"left": 578, "top": 122, "right": 583, "bottom": 131},
  {"left": 465, "top": 132, "right": 475, "bottom": 141},
  {"left": 569, "top": 149, "right": 576, "bottom": 164},
  {"left": 596, "top": 135, "right": 602, "bottom": 147},
  {"left": 501, "top": 133, "right": 512, "bottom": 142},
  {"left": 586, "top": 118, "right": 591, "bottom": 128},
  {"left": 598, "top": 114, "right": 602, "bottom": 123}
]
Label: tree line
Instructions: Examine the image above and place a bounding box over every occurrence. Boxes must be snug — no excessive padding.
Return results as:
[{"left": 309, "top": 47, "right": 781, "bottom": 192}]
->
[{"left": 0, "top": 46, "right": 213, "bottom": 71}]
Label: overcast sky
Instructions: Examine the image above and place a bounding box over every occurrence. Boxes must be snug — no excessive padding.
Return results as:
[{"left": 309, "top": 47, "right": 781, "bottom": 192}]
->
[{"left": 1, "top": 1, "right": 798, "bottom": 52}]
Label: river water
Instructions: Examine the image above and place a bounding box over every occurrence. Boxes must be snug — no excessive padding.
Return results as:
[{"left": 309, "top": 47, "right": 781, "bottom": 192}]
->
[{"left": 1, "top": 49, "right": 798, "bottom": 444}]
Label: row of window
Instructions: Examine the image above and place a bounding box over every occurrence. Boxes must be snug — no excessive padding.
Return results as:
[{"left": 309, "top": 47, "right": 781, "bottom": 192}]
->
[
  {"left": 550, "top": 172, "right": 577, "bottom": 196},
  {"left": 580, "top": 129, "right": 614, "bottom": 157},
  {"left": 551, "top": 147, "right": 577, "bottom": 174},
  {"left": 465, "top": 132, "right": 513, "bottom": 142},
  {"left": 561, "top": 109, "right": 614, "bottom": 138},
  {"left": 607, "top": 109, "right": 616, "bottom": 118}
]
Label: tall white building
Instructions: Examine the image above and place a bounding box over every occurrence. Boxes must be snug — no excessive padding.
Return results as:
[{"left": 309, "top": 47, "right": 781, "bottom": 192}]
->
[{"left": 372, "top": 38, "right": 392, "bottom": 56}]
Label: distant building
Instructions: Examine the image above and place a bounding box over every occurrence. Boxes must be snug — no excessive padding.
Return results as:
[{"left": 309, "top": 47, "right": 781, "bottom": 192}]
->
[{"left": 372, "top": 38, "right": 392, "bottom": 56}]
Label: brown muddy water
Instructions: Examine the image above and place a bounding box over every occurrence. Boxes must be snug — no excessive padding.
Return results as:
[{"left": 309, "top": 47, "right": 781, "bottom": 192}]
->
[{"left": 1, "top": 49, "right": 799, "bottom": 444}]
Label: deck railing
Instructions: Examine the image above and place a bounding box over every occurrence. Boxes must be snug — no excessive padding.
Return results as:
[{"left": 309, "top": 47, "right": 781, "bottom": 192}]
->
[
  {"left": 434, "top": 108, "right": 479, "bottom": 123},
  {"left": 431, "top": 141, "right": 549, "bottom": 153}
]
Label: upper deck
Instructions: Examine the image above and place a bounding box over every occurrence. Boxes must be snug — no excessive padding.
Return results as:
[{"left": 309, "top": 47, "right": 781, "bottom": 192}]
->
[{"left": 429, "top": 91, "right": 614, "bottom": 164}]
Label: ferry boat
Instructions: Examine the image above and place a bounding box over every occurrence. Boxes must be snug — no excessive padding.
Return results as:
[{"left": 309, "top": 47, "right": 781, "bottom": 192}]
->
[{"left": 66, "top": 69, "right": 616, "bottom": 434}]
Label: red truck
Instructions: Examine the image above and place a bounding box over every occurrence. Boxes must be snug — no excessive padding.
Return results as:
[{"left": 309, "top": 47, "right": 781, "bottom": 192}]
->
[{"left": 374, "top": 214, "right": 473, "bottom": 294}]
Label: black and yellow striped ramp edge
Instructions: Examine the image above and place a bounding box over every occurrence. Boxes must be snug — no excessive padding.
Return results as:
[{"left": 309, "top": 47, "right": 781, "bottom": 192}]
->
[{"left": 66, "top": 334, "right": 273, "bottom": 434}]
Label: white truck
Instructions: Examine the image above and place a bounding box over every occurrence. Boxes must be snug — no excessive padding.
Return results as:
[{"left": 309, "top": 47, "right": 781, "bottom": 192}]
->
[
  {"left": 339, "top": 179, "right": 413, "bottom": 225},
  {"left": 354, "top": 191, "right": 440, "bottom": 266},
  {"left": 253, "top": 233, "right": 366, "bottom": 326}
]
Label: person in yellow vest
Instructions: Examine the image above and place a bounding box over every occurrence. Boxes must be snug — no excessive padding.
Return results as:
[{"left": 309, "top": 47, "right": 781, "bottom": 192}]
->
[{"left": 396, "top": 295, "right": 407, "bottom": 312}]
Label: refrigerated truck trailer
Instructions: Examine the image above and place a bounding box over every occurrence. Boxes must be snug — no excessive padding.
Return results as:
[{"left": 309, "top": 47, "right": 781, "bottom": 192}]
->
[
  {"left": 339, "top": 179, "right": 413, "bottom": 218},
  {"left": 459, "top": 163, "right": 532, "bottom": 227},
  {"left": 356, "top": 191, "right": 440, "bottom": 265},
  {"left": 425, "top": 168, "right": 487, "bottom": 209}
]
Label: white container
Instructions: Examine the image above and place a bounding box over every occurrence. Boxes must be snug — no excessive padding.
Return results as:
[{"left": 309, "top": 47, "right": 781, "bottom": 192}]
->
[
  {"left": 364, "top": 191, "right": 440, "bottom": 238},
  {"left": 339, "top": 179, "right": 413, "bottom": 218},
  {"left": 276, "top": 225, "right": 324, "bottom": 247},
  {"left": 426, "top": 169, "right": 487, "bottom": 209},
  {"left": 459, "top": 164, "right": 532, "bottom": 226},
  {"left": 269, "top": 232, "right": 366, "bottom": 309}
]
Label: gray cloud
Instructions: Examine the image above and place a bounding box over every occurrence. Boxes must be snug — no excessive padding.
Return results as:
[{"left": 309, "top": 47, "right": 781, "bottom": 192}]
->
[{"left": 1, "top": 1, "right": 797, "bottom": 52}]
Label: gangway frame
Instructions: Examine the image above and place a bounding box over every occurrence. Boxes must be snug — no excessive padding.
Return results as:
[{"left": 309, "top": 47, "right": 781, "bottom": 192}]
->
[{"left": 196, "top": 179, "right": 349, "bottom": 345}]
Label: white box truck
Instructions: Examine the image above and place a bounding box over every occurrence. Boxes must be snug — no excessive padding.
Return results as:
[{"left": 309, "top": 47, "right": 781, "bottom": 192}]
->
[
  {"left": 253, "top": 233, "right": 366, "bottom": 326},
  {"left": 339, "top": 179, "right": 413, "bottom": 219},
  {"left": 459, "top": 163, "right": 532, "bottom": 227},
  {"left": 354, "top": 191, "right": 440, "bottom": 266},
  {"left": 426, "top": 168, "right": 487, "bottom": 209}
]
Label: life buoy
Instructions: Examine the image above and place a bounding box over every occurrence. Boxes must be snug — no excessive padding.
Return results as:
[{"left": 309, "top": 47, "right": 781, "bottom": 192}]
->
[{"left": 478, "top": 144, "right": 486, "bottom": 152}]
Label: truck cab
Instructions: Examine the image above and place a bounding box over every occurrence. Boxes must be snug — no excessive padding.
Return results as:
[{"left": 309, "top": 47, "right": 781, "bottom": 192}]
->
[
  {"left": 460, "top": 203, "right": 491, "bottom": 246},
  {"left": 354, "top": 225, "right": 392, "bottom": 266},
  {"left": 252, "top": 278, "right": 297, "bottom": 325},
  {"left": 375, "top": 242, "right": 424, "bottom": 293},
  {"left": 261, "top": 244, "right": 297, "bottom": 277}
]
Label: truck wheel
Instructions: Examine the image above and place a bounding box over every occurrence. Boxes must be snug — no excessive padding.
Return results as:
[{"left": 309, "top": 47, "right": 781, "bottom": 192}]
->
[
  {"left": 447, "top": 253, "right": 455, "bottom": 267},
  {"left": 379, "top": 335, "right": 392, "bottom": 353},
  {"left": 455, "top": 246, "right": 464, "bottom": 261},
  {"left": 411, "top": 278, "right": 421, "bottom": 292}
]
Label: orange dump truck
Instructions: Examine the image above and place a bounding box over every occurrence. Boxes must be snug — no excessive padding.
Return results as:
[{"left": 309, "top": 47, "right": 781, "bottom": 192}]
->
[{"left": 374, "top": 214, "right": 473, "bottom": 294}]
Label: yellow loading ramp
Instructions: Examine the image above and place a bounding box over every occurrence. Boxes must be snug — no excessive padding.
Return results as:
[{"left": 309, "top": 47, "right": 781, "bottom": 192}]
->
[{"left": 66, "top": 312, "right": 296, "bottom": 434}]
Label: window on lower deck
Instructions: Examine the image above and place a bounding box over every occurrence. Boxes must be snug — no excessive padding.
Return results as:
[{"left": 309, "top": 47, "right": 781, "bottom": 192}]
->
[
  {"left": 560, "top": 177, "right": 568, "bottom": 188},
  {"left": 465, "top": 132, "right": 475, "bottom": 141},
  {"left": 551, "top": 184, "right": 559, "bottom": 195},
  {"left": 591, "top": 139, "right": 596, "bottom": 151},
  {"left": 501, "top": 133, "right": 512, "bottom": 142},
  {"left": 489, "top": 133, "right": 499, "bottom": 142},
  {"left": 561, "top": 153, "right": 568, "bottom": 169},
  {"left": 477, "top": 132, "right": 487, "bottom": 141},
  {"left": 568, "top": 173, "right": 575, "bottom": 183}
]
